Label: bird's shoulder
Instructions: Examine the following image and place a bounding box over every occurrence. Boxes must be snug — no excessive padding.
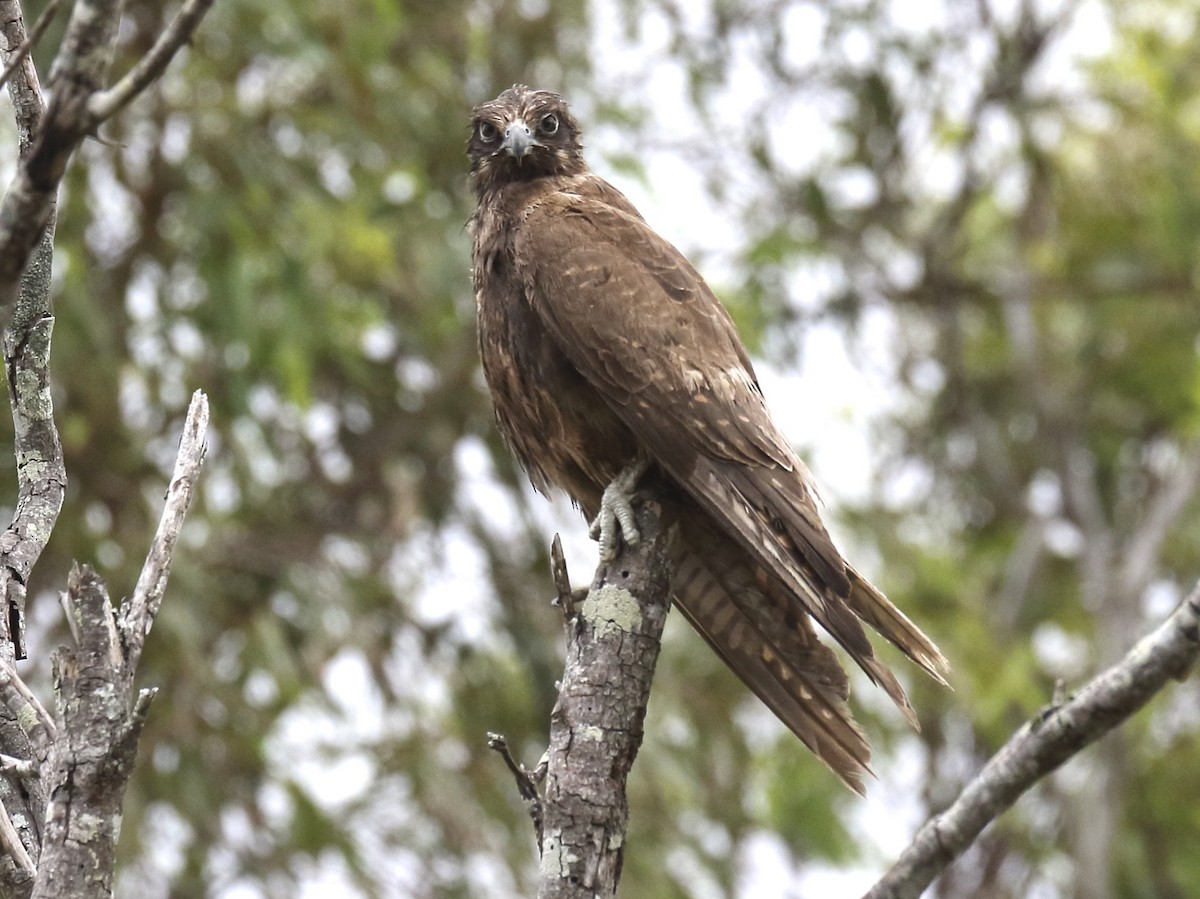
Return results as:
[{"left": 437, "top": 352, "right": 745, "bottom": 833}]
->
[
  {"left": 507, "top": 175, "right": 804, "bottom": 475},
  {"left": 532, "top": 171, "right": 644, "bottom": 215},
  {"left": 515, "top": 173, "right": 723, "bottom": 313}
]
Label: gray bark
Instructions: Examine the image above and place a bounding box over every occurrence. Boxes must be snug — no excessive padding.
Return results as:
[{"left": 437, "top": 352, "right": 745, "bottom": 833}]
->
[
  {"left": 538, "top": 499, "right": 673, "bottom": 899},
  {"left": 0, "top": 6, "right": 64, "bottom": 892},
  {"left": 30, "top": 391, "right": 209, "bottom": 899},
  {"left": 0, "top": 0, "right": 216, "bottom": 889},
  {"left": 0, "top": 0, "right": 216, "bottom": 316},
  {"left": 34, "top": 567, "right": 153, "bottom": 899},
  {"left": 863, "top": 581, "right": 1200, "bottom": 899}
]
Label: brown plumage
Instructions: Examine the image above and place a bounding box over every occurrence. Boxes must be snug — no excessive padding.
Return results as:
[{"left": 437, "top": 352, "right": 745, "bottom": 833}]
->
[{"left": 467, "top": 85, "right": 948, "bottom": 793}]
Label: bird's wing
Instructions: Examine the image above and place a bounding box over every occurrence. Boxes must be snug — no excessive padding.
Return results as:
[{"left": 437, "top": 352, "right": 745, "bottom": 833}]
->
[
  {"left": 516, "top": 182, "right": 849, "bottom": 591},
  {"left": 516, "top": 179, "right": 948, "bottom": 690}
]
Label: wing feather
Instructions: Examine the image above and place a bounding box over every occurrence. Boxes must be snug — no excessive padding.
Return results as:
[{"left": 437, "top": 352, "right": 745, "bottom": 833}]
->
[
  {"left": 513, "top": 174, "right": 949, "bottom": 740},
  {"left": 516, "top": 182, "right": 852, "bottom": 585}
]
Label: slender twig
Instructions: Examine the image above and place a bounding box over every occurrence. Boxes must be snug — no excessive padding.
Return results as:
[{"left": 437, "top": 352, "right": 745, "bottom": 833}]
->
[
  {"left": 0, "top": 754, "right": 36, "bottom": 779},
  {"left": 87, "top": 0, "right": 217, "bottom": 123},
  {"left": 487, "top": 732, "right": 545, "bottom": 846},
  {"left": 119, "top": 390, "right": 209, "bottom": 677},
  {"left": 0, "top": 661, "right": 54, "bottom": 751},
  {"left": 549, "top": 533, "right": 586, "bottom": 619},
  {"left": 0, "top": 792, "right": 34, "bottom": 883},
  {"left": 0, "top": 0, "right": 60, "bottom": 95},
  {"left": 863, "top": 581, "right": 1200, "bottom": 899},
  {"left": 487, "top": 733, "right": 541, "bottom": 803}
]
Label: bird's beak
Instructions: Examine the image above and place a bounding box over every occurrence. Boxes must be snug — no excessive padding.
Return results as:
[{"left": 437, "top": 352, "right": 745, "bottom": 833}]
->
[{"left": 501, "top": 120, "right": 535, "bottom": 160}]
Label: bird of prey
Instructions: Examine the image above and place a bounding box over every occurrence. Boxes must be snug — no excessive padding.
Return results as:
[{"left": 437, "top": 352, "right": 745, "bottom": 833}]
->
[{"left": 467, "top": 85, "right": 948, "bottom": 792}]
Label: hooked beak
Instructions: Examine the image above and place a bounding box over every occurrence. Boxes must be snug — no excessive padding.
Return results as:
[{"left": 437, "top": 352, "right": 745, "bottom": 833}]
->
[{"left": 501, "top": 120, "right": 535, "bottom": 160}]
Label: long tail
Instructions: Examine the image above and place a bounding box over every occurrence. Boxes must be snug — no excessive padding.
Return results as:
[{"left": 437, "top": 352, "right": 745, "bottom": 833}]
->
[
  {"left": 670, "top": 533, "right": 874, "bottom": 793},
  {"left": 845, "top": 564, "right": 950, "bottom": 686},
  {"left": 664, "top": 495, "right": 949, "bottom": 792}
]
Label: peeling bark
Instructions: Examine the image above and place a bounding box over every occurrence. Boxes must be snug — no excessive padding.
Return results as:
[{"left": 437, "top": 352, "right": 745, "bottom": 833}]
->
[
  {"left": 538, "top": 499, "right": 673, "bottom": 899},
  {"left": 34, "top": 567, "right": 153, "bottom": 899},
  {"left": 28, "top": 391, "right": 208, "bottom": 899}
]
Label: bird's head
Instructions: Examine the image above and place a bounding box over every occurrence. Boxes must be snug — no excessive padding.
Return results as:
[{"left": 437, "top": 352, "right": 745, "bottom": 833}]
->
[{"left": 468, "top": 85, "right": 585, "bottom": 192}]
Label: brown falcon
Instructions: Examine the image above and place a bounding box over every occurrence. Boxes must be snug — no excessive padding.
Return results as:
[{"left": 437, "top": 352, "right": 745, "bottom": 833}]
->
[{"left": 467, "top": 85, "right": 948, "bottom": 792}]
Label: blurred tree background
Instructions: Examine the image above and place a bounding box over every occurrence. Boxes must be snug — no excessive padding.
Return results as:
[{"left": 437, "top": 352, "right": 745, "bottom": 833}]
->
[{"left": 2, "top": 0, "right": 1199, "bottom": 896}]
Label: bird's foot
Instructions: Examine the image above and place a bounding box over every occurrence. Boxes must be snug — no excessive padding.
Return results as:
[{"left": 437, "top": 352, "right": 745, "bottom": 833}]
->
[{"left": 588, "top": 458, "right": 650, "bottom": 562}]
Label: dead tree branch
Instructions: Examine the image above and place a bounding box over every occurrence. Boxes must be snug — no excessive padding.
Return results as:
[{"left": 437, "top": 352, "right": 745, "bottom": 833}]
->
[
  {"left": 0, "top": 0, "right": 215, "bottom": 890},
  {"left": 87, "top": 0, "right": 215, "bottom": 123},
  {"left": 119, "top": 389, "right": 209, "bottom": 678},
  {"left": 487, "top": 732, "right": 546, "bottom": 846},
  {"left": 0, "top": 0, "right": 216, "bottom": 316},
  {"left": 0, "top": 0, "right": 59, "bottom": 97},
  {"left": 864, "top": 580, "right": 1200, "bottom": 899},
  {"left": 1, "top": 0, "right": 65, "bottom": 665},
  {"left": 536, "top": 499, "right": 673, "bottom": 899},
  {"left": 0, "top": 3, "right": 62, "bottom": 890},
  {"left": 30, "top": 391, "right": 208, "bottom": 899}
]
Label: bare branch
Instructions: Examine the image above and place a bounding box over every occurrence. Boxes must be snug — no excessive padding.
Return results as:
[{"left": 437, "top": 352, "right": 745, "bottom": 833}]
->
[
  {"left": 1, "top": 0, "right": 214, "bottom": 316},
  {"left": 34, "top": 566, "right": 127, "bottom": 899},
  {"left": 0, "top": 754, "right": 37, "bottom": 779},
  {"left": 0, "top": 661, "right": 54, "bottom": 755},
  {"left": 0, "top": 18, "right": 72, "bottom": 875},
  {"left": 88, "top": 0, "right": 217, "bottom": 124},
  {"left": 119, "top": 390, "right": 209, "bottom": 677},
  {"left": 488, "top": 732, "right": 544, "bottom": 845},
  {"left": 0, "top": 208, "right": 56, "bottom": 883},
  {"left": 1, "top": 264, "right": 67, "bottom": 661},
  {"left": 0, "top": 792, "right": 35, "bottom": 885},
  {"left": 538, "top": 499, "right": 672, "bottom": 899},
  {"left": 0, "top": 0, "right": 48, "bottom": 147},
  {"left": 33, "top": 391, "right": 208, "bottom": 897},
  {"left": 0, "top": 0, "right": 213, "bottom": 890},
  {"left": 0, "top": 0, "right": 124, "bottom": 313},
  {"left": 550, "top": 533, "right": 572, "bottom": 616},
  {"left": 488, "top": 732, "right": 542, "bottom": 803},
  {"left": 0, "top": 0, "right": 60, "bottom": 97},
  {"left": 863, "top": 581, "right": 1200, "bottom": 899},
  {"left": 1, "top": 0, "right": 66, "bottom": 665},
  {"left": 549, "top": 532, "right": 586, "bottom": 619}
]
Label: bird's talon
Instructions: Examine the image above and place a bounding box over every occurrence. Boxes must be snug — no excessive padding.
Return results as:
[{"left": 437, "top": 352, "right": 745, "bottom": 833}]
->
[
  {"left": 589, "top": 460, "right": 648, "bottom": 560},
  {"left": 615, "top": 505, "right": 640, "bottom": 547}
]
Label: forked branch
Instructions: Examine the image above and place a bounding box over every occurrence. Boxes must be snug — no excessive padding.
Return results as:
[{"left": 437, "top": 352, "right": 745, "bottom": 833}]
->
[{"left": 31, "top": 391, "right": 209, "bottom": 898}]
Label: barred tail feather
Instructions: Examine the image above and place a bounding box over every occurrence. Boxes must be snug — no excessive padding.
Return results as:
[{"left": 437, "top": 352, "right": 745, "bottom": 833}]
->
[
  {"left": 845, "top": 565, "right": 951, "bottom": 686},
  {"left": 671, "top": 549, "right": 873, "bottom": 793}
]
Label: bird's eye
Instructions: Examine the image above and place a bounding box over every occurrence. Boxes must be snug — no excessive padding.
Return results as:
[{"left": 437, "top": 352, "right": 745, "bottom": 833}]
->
[
  {"left": 478, "top": 121, "right": 499, "bottom": 143},
  {"left": 539, "top": 113, "right": 559, "bottom": 136}
]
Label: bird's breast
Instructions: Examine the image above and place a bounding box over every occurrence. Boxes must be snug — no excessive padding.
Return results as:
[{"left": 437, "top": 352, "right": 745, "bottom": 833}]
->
[{"left": 475, "top": 271, "right": 638, "bottom": 513}]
